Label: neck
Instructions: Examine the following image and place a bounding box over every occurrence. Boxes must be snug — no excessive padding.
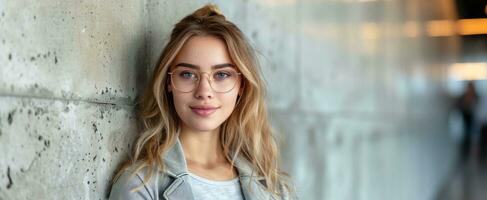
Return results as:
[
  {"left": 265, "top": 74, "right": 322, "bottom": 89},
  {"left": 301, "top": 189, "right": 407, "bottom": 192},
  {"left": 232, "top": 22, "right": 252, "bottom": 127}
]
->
[{"left": 179, "top": 126, "right": 227, "bottom": 166}]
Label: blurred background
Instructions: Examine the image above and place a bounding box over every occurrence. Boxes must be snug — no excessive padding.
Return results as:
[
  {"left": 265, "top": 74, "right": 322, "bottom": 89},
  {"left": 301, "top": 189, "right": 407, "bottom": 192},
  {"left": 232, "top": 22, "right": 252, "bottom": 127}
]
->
[{"left": 0, "top": 0, "right": 486, "bottom": 199}]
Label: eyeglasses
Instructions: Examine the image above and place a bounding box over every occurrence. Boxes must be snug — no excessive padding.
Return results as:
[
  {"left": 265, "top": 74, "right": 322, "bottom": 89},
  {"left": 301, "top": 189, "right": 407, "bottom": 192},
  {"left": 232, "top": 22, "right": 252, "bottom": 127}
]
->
[{"left": 168, "top": 68, "right": 242, "bottom": 93}]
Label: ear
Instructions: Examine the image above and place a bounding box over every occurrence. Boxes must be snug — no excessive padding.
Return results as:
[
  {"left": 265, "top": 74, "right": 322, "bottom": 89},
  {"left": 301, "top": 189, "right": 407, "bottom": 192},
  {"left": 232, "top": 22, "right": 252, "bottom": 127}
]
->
[
  {"left": 238, "top": 81, "right": 244, "bottom": 96},
  {"left": 167, "top": 80, "right": 172, "bottom": 92}
]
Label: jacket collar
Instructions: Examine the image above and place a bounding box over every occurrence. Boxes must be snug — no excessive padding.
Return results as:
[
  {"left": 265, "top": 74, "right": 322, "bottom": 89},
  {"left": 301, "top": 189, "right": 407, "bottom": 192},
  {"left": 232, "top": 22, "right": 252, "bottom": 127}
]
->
[
  {"left": 162, "top": 138, "right": 189, "bottom": 178},
  {"left": 161, "top": 138, "right": 274, "bottom": 200}
]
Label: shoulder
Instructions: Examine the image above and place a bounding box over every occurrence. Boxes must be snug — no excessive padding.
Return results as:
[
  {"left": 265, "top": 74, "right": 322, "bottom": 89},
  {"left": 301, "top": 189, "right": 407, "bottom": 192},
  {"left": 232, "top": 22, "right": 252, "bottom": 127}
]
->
[
  {"left": 276, "top": 175, "right": 299, "bottom": 200},
  {"left": 108, "top": 164, "right": 172, "bottom": 200}
]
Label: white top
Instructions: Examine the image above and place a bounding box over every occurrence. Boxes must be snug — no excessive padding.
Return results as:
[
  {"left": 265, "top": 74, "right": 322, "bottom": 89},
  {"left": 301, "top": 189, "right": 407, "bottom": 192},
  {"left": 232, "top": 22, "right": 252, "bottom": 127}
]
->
[{"left": 187, "top": 172, "right": 245, "bottom": 200}]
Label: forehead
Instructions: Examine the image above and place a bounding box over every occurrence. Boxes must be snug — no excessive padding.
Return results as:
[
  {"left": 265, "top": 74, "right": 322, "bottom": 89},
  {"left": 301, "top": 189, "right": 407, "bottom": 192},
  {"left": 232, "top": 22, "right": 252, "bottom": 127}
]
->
[{"left": 172, "top": 35, "right": 233, "bottom": 70}]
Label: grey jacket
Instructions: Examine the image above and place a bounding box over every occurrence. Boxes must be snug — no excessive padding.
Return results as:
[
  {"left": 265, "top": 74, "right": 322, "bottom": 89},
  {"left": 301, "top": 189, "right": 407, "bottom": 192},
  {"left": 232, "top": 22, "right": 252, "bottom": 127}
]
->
[{"left": 108, "top": 139, "right": 297, "bottom": 200}]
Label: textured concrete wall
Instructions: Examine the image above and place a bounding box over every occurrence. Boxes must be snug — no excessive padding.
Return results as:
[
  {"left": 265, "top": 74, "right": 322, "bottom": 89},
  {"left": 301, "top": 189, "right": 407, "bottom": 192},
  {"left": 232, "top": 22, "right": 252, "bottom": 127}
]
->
[
  {"left": 1, "top": 0, "right": 458, "bottom": 199},
  {"left": 0, "top": 0, "right": 147, "bottom": 199}
]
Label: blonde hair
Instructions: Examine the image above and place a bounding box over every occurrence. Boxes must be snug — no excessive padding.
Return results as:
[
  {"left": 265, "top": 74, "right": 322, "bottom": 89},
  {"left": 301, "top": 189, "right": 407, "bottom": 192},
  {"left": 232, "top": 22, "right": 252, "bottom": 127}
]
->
[{"left": 113, "top": 3, "right": 287, "bottom": 195}]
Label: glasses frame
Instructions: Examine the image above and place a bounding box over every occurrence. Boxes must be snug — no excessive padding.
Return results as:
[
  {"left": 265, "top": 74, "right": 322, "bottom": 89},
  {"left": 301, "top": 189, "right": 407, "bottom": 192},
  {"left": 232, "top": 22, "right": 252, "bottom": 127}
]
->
[{"left": 168, "top": 68, "right": 242, "bottom": 93}]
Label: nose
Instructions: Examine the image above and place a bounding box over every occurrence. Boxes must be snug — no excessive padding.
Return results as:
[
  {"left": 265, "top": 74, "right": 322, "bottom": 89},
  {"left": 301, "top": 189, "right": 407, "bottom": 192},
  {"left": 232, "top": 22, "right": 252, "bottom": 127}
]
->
[{"left": 194, "top": 73, "right": 213, "bottom": 99}]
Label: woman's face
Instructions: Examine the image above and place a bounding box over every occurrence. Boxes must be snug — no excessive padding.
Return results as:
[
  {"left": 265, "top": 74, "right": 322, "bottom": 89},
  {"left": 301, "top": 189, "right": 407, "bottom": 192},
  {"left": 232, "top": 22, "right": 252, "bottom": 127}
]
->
[{"left": 169, "top": 35, "right": 241, "bottom": 133}]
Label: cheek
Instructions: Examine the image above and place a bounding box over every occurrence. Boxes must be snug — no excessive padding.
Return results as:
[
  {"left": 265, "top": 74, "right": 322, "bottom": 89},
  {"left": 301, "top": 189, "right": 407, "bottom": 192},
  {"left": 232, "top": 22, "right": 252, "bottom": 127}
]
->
[
  {"left": 221, "top": 91, "right": 240, "bottom": 109},
  {"left": 172, "top": 93, "right": 189, "bottom": 117}
]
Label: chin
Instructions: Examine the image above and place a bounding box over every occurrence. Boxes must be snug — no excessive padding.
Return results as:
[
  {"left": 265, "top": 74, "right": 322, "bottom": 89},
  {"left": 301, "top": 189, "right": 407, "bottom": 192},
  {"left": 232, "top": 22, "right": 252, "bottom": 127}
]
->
[
  {"left": 193, "top": 126, "right": 220, "bottom": 133},
  {"left": 186, "top": 121, "right": 222, "bottom": 132}
]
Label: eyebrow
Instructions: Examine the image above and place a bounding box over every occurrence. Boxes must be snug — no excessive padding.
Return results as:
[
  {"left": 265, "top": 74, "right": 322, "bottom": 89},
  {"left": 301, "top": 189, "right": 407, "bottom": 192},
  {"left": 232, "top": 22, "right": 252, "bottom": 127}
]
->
[{"left": 174, "top": 62, "right": 235, "bottom": 69}]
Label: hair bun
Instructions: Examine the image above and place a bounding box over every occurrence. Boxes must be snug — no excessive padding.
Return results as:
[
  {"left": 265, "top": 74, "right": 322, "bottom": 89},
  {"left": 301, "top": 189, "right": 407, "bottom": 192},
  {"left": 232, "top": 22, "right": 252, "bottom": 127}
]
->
[{"left": 193, "top": 4, "right": 225, "bottom": 19}]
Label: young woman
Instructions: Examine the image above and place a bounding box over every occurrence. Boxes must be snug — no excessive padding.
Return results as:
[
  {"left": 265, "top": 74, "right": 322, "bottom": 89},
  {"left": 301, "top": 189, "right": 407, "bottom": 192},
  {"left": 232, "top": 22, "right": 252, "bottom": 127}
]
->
[{"left": 109, "top": 4, "right": 296, "bottom": 200}]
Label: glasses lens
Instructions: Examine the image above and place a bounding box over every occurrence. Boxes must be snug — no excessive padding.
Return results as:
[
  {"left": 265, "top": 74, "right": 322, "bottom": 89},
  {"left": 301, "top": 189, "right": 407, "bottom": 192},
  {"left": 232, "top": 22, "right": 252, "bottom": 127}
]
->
[
  {"left": 211, "top": 69, "right": 239, "bottom": 93},
  {"left": 172, "top": 69, "right": 198, "bottom": 92}
]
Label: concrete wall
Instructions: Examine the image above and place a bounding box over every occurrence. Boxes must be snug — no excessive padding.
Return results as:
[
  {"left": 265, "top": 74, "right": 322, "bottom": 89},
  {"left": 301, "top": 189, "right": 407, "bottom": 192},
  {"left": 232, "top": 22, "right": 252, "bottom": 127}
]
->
[{"left": 0, "top": 0, "right": 458, "bottom": 199}]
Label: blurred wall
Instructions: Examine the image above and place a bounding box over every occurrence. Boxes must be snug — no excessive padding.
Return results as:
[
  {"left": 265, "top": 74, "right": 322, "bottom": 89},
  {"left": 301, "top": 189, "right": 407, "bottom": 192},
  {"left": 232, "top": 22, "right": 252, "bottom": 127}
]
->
[{"left": 0, "top": 0, "right": 458, "bottom": 199}]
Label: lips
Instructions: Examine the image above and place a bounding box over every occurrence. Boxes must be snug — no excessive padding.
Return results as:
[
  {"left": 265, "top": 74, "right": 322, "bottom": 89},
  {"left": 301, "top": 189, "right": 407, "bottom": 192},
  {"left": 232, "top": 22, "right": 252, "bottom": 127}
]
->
[{"left": 189, "top": 105, "right": 219, "bottom": 117}]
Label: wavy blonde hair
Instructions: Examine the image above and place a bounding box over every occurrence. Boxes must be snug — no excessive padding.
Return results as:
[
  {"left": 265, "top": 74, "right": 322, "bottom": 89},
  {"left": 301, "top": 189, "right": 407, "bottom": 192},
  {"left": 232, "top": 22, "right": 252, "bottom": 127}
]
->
[{"left": 113, "top": 3, "right": 286, "bottom": 195}]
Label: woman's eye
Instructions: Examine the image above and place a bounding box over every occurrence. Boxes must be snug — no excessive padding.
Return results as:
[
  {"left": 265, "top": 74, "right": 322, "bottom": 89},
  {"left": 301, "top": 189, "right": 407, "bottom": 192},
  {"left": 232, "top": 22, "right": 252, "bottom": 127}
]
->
[
  {"left": 179, "top": 71, "right": 196, "bottom": 79},
  {"left": 214, "top": 71, "right": 231, "bottom": 80}
]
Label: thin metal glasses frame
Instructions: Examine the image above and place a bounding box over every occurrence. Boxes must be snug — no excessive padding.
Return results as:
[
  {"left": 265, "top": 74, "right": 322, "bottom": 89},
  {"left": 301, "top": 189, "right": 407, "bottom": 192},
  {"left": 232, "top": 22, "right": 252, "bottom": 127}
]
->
[{"left": 167, "top": 69, "right": 242, "bottom": 93}]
